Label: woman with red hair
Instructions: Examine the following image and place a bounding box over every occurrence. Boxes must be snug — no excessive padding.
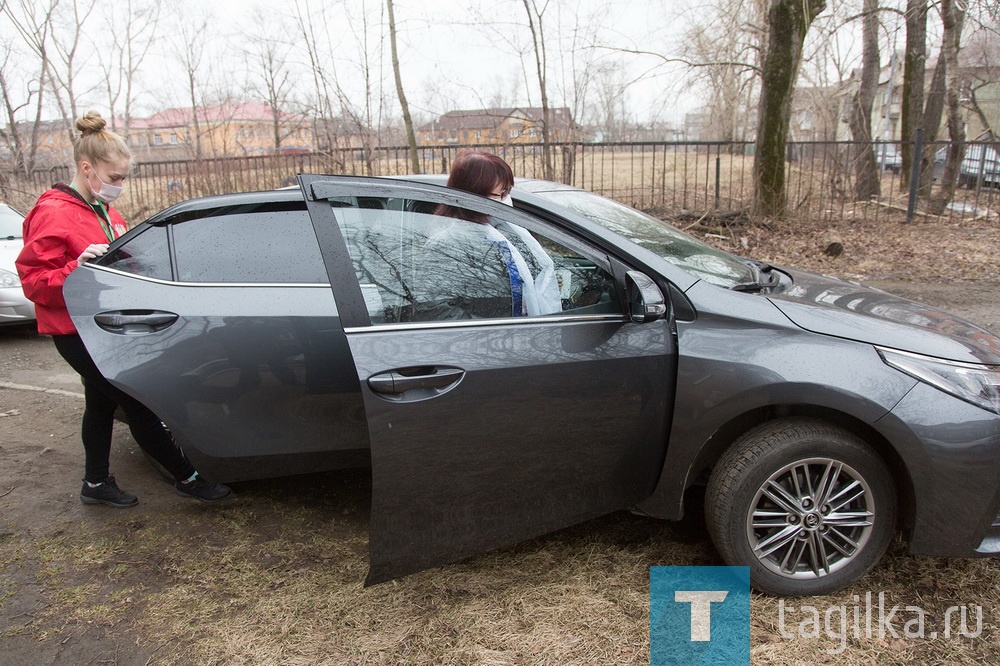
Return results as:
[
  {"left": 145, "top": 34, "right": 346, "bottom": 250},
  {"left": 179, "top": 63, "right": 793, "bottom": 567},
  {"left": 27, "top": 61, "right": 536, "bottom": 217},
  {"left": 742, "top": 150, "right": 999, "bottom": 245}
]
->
[
  {"left": 435, "top": 151, "right": 560, "bottom": 315},
  {"left": 437, "top": 151, "right": 514, "bottom": 219}
]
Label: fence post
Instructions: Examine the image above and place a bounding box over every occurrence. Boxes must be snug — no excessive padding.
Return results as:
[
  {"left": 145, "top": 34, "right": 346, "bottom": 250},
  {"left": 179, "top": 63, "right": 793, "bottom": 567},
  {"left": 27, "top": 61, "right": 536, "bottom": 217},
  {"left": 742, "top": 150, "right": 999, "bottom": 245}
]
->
[
  {"left": 715, "top": 155, "right": 721, "bottom": 209},
  {"left": 905, "top": 128, "right": 923, "bottom": 224}
]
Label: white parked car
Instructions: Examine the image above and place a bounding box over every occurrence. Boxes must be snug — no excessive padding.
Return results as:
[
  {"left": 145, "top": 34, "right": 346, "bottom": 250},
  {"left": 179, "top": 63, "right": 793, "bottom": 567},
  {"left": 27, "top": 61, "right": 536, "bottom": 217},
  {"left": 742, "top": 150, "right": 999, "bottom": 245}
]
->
[
  {"left": 0, "top": 203, "right": 36, "bottom": 326},
  {"left": 958, "top": 143, "right": 1000, "bottom": 188}
]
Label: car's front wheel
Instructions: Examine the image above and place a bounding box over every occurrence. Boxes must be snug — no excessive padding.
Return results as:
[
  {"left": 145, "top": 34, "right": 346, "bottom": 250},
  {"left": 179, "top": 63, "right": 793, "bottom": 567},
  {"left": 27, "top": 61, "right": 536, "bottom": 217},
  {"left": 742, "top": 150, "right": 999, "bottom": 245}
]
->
[{"left": 705, "top": 418, "right": 896, "bottom": 596}]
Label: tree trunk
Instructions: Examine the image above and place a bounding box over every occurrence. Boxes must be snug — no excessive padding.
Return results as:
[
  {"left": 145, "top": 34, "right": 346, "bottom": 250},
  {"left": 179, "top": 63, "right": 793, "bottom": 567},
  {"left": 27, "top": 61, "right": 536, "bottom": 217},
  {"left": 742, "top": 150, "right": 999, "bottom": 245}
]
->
[
  {"left": 188, "top": 72, "right": 202, "bottom": 160},
  {"left": 523, "top": 0, "right": 554, "bottom": 181},
  {"left": 0, "top": 74, "right": 27, "bottom": 175},
  {"left": 900, "top": 0, "right": 927, "bottom": 183},
  {"left": 929, "top": 0, "right": 966, "bottom": 216},
  {"left": 386, "top": 0, "right": 420, "bottom": 174},
  {"left": 965, "top": 92, "right": 995, "bottom": 140},
  {"left": 848, "top": 0, "right": 880, "bottom": 201},
  {"left": 752, "top": 0, "right": 826, "bottom": 218},
  {"left": 916, "top": 54, "right": 947, "bottom": 198}
]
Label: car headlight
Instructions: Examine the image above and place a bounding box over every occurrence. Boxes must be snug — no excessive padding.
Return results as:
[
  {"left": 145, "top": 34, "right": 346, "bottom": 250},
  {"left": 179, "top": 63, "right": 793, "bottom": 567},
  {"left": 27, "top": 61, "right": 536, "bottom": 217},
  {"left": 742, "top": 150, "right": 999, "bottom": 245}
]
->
[
  {"left": 0, "top": 268, "right": 21, "bottom": 288},
  {"left": 878, "top": 347, "right": 1000, "bottom": 415}
]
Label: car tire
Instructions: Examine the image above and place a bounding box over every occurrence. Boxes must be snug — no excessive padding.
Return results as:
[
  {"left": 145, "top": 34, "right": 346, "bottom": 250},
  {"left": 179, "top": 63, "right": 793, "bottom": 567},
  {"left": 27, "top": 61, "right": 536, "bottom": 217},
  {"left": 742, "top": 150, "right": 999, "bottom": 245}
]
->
[{"left": 705, "top": 418, "right": 896, "bottom": 597}]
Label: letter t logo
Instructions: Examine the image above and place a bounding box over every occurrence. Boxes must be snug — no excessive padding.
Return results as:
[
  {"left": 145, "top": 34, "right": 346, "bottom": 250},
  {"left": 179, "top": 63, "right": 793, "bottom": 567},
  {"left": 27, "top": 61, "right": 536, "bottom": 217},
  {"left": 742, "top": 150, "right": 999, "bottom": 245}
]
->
[{"left": 674, "top": 591, "right": 729, "bottom": 641}]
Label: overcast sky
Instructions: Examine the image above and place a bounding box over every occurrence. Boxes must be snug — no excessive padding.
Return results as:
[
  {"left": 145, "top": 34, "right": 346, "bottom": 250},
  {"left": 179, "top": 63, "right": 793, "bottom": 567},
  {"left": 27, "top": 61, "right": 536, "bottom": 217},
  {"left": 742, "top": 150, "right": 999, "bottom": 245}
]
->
[
  {"left": 1, "top": 0, "right": 918, "bottom": 129},
  {"left": 200, "top": 0, "right": 697, "bottom": 124},
  {"left": 0, "top": 0, "right": 707, "bottom": 126}
]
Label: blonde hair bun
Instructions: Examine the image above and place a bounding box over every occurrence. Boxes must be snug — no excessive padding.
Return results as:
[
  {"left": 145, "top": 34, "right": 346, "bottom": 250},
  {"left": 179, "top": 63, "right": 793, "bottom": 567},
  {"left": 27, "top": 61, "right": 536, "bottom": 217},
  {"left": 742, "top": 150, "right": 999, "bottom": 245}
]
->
[
  {"left": 72, "top": 110, "right": 130, "bottom": 164},
  {"left": 75, "top": 110, "right": 107, "bottom": 135}
]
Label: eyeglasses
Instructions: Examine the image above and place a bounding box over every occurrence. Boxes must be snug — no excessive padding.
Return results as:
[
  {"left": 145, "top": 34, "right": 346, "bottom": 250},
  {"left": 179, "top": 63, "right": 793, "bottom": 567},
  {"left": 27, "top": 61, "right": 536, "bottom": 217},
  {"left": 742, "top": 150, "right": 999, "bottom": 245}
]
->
[{"left": 487, "top": 187, "right": 510, "bottom": 200}]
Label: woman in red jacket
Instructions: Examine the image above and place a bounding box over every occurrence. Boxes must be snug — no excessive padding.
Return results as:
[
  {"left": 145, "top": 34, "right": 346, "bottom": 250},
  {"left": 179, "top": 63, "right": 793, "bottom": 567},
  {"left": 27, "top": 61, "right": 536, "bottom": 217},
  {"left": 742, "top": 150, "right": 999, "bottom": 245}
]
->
[{"left": 16, "top": 111, "right": 230, "bottom": 507}]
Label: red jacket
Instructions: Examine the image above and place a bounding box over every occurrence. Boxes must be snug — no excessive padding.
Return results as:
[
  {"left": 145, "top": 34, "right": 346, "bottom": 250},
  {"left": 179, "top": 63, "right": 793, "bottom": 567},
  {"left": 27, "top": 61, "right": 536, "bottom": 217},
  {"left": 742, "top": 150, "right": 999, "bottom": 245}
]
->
[{"left": 15, "top": 185, "right": 129, "bottom": 335}]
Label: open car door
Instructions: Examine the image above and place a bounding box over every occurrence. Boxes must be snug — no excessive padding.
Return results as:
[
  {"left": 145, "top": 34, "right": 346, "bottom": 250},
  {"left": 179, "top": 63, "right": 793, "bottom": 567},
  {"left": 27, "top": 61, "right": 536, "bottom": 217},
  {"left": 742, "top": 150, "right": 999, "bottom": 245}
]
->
[{"left": 301, "top": 175, "right": 679, "bottom": 583}]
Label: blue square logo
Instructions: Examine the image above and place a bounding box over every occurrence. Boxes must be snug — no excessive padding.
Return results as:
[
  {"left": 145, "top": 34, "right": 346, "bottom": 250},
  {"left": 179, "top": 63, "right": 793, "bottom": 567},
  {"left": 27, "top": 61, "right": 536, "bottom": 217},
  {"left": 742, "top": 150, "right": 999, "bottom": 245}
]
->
[{"left": 650, "top": 566, "right": 750, "bottom": 665}]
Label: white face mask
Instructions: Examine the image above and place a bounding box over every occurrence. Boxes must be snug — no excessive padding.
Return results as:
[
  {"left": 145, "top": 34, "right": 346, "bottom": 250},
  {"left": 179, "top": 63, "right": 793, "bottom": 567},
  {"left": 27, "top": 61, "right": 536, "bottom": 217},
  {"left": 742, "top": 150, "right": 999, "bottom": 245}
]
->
[
  {"left": 88, "top": 170, "right": 123, "bottom": 203},
  {"left": 500, "top": 194, "right": 513, "bottom": 207}
]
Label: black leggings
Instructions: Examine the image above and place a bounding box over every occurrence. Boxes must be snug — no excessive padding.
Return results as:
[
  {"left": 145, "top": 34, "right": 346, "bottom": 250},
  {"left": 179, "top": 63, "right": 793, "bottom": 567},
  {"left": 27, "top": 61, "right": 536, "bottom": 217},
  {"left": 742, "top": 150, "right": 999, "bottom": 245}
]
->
[{"left": 52, "top": 333, "right": 196, "bottom": 483}]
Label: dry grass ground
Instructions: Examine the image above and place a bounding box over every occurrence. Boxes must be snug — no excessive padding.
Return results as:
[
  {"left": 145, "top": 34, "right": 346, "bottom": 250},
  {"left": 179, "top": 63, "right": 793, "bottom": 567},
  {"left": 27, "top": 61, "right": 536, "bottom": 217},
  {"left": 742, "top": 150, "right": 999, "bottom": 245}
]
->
[
  {"left": 2, "top": 200, "right": 999, "bottom": 665},
  {"left": 2, "top": 458, "right": 998, "bottom": 665}
]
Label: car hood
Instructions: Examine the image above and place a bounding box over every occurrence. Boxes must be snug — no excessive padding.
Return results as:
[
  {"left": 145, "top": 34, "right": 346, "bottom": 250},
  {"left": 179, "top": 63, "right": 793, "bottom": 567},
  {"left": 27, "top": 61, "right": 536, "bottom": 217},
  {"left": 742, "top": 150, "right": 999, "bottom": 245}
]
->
[
  {"left": 767, "top": 268, "right": 1000, "bottom": 365},
  {"left": 0, "top": 238, "right": 23, "bottom": 271}
]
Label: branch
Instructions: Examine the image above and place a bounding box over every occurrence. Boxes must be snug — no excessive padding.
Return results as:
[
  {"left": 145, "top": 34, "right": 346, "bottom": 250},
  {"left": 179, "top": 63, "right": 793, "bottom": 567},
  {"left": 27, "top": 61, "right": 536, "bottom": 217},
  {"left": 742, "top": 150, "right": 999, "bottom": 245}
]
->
[{"left": 594, "top": 45, "right": 762, "bottom": 75}]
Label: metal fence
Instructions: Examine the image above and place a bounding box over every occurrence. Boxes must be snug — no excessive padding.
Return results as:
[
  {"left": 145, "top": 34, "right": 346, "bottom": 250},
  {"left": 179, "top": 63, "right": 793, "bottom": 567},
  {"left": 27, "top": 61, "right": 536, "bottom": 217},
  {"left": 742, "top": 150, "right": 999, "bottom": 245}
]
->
[{"left": 5, "top": 140, "right": 999, "bottom": 225}]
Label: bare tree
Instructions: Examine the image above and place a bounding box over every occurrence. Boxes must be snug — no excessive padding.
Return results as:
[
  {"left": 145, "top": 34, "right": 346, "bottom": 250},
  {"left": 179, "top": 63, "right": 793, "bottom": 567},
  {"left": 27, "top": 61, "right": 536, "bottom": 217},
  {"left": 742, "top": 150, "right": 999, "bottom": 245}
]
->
[
  {"left": 338, "top": 0, "right": 387, "bottom": 174},
  {"left": 959, "top": 6, "right": 1000, "bottom": 139},
  {"left": 97, "top": 0, "right": 161, "bottom": 141},
  {"left": 796, "top": 0, "right": 864, "bottom": 144},
  {"left": 681, "top": 0, "right": 767, "bottom": 144},
  {"left": 0, "top": 42, "right": 34, "bottom": 176},
  {"left": 289, "top": 0, "right": 388, "bottom": 172},
  {"left": 170, "top": 11, "right": 210, "bottom": 159},
  {"left": 929, "top": 0, "right": 967, "bottom": 214},
  {"left": 848, "top": 0, "right": 881, "bottom": 200},
  {"left": 1, "top": 0, "right": 58, "bottom": 174},
  {"left": 590, "top": 62, "right": 634, "bottom": 141},
  {"left": 900, "top": 0, "right": 928, "bottom": 179},
  {"left": 914, "top": 33, "right": 948, "bottom": 197},
  {"left": 240, "top": 10, "right": 298, "bottom": 151},
  {"left": 290, "top": 0, "right": 344, "bottom": 162},
  {"left": 386, "top": 0, "right": 420, "bottom": 173},
  {"left": 753, "top": 0, "right": 827, "bottom": 218},
  {"left": 47, "top": 0, "right": 99, "bottom": 141},
  {"left": 550, "top": 2, "right": 608, "bottom": 136},
  {"left": 522, "top": 0, "right": 554, "bottom": 180}
]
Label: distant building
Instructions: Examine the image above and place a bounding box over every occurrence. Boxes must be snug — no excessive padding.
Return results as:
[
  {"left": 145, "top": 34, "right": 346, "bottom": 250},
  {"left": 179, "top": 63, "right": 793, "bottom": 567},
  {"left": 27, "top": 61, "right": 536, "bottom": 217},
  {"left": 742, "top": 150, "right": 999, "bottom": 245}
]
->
[
  {"left": 129, "top": 102, "right": 314, "bottom": 161},
  {"left": 812, "top": 54, "right": 1000, "bottom": 144},
  {"left": 419, "top": 107, "right": 578, "bottom": 146},
  {"left": 312, "top": 117, "right": 367, "bottom": 152},
  {"left": 5, "top": 119, "right": 75, "bottom": 169},
  {"left": 960, "top": 66, "right": 1000, "bottom": 141},
  {"left": 789, "top": 84, "right": 845, "bottom": 142},
  {"left": 682, "top": 111, "right": 712, "bottom": 142}
]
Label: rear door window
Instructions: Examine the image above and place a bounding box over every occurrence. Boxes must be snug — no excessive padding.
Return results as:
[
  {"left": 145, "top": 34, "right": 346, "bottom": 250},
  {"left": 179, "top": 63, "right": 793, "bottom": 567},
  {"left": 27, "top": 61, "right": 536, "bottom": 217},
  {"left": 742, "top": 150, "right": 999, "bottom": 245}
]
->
[
  {"left": 171, "top": 209, "right": 328, "bottom": 283},
  {"left": 99, "top": 207, "right": 329, "bottom": 285}
]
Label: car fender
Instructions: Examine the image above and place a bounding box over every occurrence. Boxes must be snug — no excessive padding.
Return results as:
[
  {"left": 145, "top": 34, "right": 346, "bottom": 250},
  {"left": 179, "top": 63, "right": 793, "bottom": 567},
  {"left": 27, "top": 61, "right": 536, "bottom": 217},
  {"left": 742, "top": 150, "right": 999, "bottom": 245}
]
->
[{"left": 636, "top": 283, "right": 919, "bottom": 520}]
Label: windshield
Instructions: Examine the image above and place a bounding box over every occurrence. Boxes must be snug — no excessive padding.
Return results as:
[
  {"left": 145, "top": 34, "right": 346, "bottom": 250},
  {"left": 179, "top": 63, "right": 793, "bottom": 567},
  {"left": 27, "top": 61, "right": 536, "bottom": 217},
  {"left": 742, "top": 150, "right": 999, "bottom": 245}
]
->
[
  {"left": 0, "top": 205, "right": 23, "bottom": 239},
  {"left": 529, "top": 188, "right": 753, "bottom": 288}
]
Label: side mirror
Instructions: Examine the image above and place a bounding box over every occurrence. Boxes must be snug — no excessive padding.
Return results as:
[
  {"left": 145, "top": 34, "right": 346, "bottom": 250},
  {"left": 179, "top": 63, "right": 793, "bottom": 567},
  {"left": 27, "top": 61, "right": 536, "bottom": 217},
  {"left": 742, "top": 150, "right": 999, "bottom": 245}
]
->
[{"left": 626, "top": 270, "right": 667, "bottom": 323}]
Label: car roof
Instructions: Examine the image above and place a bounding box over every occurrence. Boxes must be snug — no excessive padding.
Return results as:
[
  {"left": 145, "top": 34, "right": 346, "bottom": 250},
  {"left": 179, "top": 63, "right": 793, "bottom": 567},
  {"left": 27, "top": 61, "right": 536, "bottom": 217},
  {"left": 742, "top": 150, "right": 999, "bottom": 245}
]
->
[{"left": 143, "top": 175, "right": 585, "bottom": 226}]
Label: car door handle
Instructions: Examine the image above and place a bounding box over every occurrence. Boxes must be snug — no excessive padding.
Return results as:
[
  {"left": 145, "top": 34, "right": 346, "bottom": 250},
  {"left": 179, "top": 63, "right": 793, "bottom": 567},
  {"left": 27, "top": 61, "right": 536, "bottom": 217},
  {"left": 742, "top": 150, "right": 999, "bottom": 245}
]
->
[
  {"left": 94, "top": 310, "right": 179, "bottom": 334},
  {"left": 367, "top": 367, "right": 465, "bottom": 396}
]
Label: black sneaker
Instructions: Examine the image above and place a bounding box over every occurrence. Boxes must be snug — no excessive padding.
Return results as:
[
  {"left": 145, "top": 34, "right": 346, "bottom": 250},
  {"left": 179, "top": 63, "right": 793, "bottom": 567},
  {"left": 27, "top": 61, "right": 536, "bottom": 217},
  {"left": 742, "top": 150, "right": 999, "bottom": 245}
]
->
[
  {"left": 80, "top": 476, "right": 138, "bottom": 508},
  {"left": 175, "top": 474, "right": 231, "bottom": 503}
]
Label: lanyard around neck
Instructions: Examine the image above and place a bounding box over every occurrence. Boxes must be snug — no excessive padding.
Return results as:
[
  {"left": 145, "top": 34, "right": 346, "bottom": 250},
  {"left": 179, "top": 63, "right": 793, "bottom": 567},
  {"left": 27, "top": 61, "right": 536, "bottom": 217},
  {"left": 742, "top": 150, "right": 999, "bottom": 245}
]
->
[{"left": 70, "top": 185, "right": 116, "bottom": 243}]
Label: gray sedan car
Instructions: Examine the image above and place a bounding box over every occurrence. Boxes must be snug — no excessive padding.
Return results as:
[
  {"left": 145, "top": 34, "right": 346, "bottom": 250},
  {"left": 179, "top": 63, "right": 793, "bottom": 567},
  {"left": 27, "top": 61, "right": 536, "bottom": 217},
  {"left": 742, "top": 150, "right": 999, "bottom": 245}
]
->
[{"left": 63, "top": 175, "right": 1000, "bottom": 596}]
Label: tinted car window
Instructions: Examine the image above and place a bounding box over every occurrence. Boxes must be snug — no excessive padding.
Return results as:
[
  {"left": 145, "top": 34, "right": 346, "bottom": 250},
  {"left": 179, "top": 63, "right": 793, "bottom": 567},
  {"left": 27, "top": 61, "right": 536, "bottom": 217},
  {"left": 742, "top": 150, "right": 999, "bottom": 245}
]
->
[
  {"left": 101, "top": 225, "right": 173, "bottom": 280},
  {"left": 172, "top": 210, "right": 328, "bottom": 283},
  {"left": 329, "top": 198, "right": 620, "bottom": 324}
]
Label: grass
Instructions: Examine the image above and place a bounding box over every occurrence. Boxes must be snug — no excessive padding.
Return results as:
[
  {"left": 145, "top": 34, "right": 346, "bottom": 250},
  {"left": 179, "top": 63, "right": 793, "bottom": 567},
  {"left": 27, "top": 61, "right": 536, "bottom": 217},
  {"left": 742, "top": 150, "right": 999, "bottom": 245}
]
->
[{"left": 3, "top": 475, "right": 997, "bottom": 664}]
